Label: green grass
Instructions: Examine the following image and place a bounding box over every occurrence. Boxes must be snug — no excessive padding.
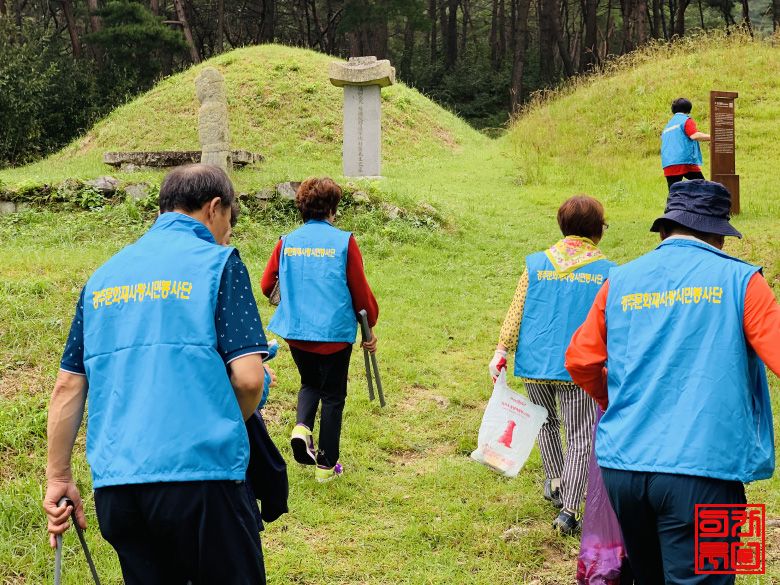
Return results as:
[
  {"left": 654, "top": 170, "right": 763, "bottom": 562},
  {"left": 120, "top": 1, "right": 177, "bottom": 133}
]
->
[{"left": 1, "top": 36, "right": 779, "bottom": 583}]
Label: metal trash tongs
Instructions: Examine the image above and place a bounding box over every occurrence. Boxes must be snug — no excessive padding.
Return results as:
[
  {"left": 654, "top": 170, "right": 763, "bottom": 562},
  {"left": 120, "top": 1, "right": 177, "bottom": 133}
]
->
[
  {"left": 358, "top": 309, "right": 385, "bottom": 407},
  {"left": 54, "top": 497, "right": 101, "bottom": 585}
]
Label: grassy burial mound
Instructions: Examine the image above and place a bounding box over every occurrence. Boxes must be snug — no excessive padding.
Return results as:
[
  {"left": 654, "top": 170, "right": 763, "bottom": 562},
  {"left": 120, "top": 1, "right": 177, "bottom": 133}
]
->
[{"left": 0, "top": 43, "right": 486, "bottom": 190}]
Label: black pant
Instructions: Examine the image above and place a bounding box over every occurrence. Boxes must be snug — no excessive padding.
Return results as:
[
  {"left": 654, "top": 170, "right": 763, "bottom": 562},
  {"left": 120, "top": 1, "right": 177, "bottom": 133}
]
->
[
  {"left": 290, "top": 345, "right": 352, "bottom": 467},
  {"left": 94, "top": 480, "right": 265, "bottom": 585},
  {"left": 666, "top": 171, "right": 705, "bottom": 188},
  {"left": 601, "top": 468, "right": 745, "bottom": 585}
]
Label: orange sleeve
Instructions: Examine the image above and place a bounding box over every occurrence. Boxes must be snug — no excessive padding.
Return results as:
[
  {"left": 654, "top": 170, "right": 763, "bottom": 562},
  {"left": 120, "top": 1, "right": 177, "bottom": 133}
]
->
[
  {"left": 565, "top": 281, "right": 610, "bottom": 410},
  {"left": 260, "top": 239, "right": 282, "bottom": 298},
  {"left": 743, "top": 272, "right": 780, "bottom": 376}
]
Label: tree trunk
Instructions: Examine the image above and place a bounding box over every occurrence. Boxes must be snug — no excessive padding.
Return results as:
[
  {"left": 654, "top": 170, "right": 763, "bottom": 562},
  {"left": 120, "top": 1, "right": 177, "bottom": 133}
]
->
[
  {"left": 490, "top": 0, "right": 500, "bottom": 68},
  {"left": 510, "top": 0, "right": 531, "bottom": 112},
  {"left": 673, "top": 0, "right": 688, "bottom": 36},
  {"left": 446, "top": 0, "right": 458, "bottom": 68},
  {"left": 260, "top": 0, "right": 275, "bottom": 42},
  {"left": 498, "top": 0, "right": 507, "bottom": 63},
  {"left": 460, "top": 0, "right": 469, "bottom": 55},
  {"left": 551, "top": 0, "right": 575, "bottom": 75},
  {"left": 216, "top": 0, "right": 224, "bottom": 51},
  {"left": 621, "top": 0, "right": 635, "bottom": 51},
  {"left": 774, "top": 0, "right": 780, "bottom": 31},
  {"left": 61, "top": 0, "right": 82, "bottom": 57},
  {"left": 538, "top": 0, "right": 556, "bottom": 82},
  {"left": 741, "top": 0, "right": 752, "bottom": 34},
  {"left": 400, "top": 17, "right": 415, "bottom": 77},
  {"left": 173, "top": 0, "right": 201, "bottom": 62},
  {"left": 580, "top": 0, "right": 598, "bottom": 70},
  {"left": 0, "top": 0, "right": 7, "bottom": 17},
  {"left": 636, "top": 0, "right": 649, "bottom": 43},
  {"left": 651, "top": 0, "right": 661, "bottom": 37},
  {"left": 150, "top": 0, "right": 159, "bottom": 15},
  {"left": 429, "top": 0, "right": 437, "bottom": 60}
]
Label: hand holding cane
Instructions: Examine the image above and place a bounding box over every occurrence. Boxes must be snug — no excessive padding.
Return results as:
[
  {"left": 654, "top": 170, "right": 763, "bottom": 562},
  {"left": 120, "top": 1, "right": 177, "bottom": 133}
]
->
[{"left": 54, "top": 497, "right": 101, "bottom": 585}]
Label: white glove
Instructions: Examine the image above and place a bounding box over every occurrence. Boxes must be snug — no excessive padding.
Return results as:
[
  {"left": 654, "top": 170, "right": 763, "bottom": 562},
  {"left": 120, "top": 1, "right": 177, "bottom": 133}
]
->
[{"left": 489, "top": 349, "right": 508, "bottom": 381}]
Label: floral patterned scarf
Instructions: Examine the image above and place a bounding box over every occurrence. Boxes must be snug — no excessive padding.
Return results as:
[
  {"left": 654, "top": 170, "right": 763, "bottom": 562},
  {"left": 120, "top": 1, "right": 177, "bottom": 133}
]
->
[{"left": 544, "top": 236, "right": 606, "bottom": 273}]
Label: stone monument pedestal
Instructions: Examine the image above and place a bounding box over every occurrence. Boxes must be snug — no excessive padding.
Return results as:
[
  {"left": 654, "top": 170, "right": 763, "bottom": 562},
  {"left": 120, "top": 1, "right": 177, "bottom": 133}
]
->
[{"left": 329, "top": 57, "right": 395, "bottom": 178}]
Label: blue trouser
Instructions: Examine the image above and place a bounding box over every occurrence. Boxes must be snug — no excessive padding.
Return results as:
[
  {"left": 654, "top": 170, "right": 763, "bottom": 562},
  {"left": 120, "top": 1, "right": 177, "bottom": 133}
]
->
[{"left": 601, "top": 468, "right": 746, "bottom": 585}]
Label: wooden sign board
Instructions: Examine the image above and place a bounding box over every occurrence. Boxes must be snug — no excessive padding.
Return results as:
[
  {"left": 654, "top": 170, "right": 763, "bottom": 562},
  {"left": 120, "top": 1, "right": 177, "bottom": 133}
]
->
[{"left": 710, "top": 91, "right": 739, "bottom": 214}]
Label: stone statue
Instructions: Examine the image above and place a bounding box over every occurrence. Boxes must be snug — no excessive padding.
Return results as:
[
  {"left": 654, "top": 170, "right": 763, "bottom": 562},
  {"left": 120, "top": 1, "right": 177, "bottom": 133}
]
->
[{"left": 195, "top": 67, "right": 231, "bottom": 171}]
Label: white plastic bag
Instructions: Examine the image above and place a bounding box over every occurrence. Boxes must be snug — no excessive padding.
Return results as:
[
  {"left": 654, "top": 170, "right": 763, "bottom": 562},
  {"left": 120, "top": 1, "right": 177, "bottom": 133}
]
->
[{"left": 471, "top": 370, "right": 548, "bottom": 477}]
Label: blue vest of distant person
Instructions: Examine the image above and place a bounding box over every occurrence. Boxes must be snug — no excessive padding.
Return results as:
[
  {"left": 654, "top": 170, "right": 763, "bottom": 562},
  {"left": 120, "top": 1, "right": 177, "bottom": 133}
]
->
[
  {"left": 516, "top": 251, "right": 615, "bottom": 380},
  {"left": 268, "top": 220, "right": 357, "bottom": 342},
  {"left": 82, "top": 212, "right": 246, "bottom": 488},
  {"left": 660, "top": 112, "right": 703, "bottom": 168},
  {"left": 599, "top": 238, "right": 774, "bottom": 482}
]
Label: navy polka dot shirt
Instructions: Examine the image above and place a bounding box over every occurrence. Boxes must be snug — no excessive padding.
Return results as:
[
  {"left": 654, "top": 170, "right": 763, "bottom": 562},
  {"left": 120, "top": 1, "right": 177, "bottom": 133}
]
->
[{"left": 60, "top": 251, "right": 268, "bottom": 374}]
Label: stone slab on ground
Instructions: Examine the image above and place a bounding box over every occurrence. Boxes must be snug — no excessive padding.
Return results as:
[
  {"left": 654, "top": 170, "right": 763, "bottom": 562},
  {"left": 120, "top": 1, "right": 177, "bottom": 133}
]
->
[
  {"left": 0, "top": 201, "right": 16, "bottom": 214},
  {"left": 103, "top": 150, "right": 262, "bottom": 171}
]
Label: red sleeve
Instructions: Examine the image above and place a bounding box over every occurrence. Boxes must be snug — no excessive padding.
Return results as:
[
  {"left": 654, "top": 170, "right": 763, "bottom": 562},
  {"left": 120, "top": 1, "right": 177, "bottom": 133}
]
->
[
  {"left": 346, "top": 235, "right": 379, "bottom": 327},
  {"left": 565, "top": 282, "right": 610, "bottom": 410},
  {"left": 260, "top": 239, "right": 282, "bottom": 298},
  {"left": 684, "top": 118, "right": 698, "bottom": 137},
  {"left": 743, "top": 272, "right": 780, "bottom": 376}
]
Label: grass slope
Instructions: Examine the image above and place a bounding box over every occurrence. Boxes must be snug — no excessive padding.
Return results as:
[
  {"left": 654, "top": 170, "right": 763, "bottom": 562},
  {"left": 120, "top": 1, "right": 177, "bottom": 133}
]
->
[
  {"left": 0, "top": 44, "right": 487, "bottom": 192},
  {"left": 1, "top": 37, "right": 779, "bottom": 583}
]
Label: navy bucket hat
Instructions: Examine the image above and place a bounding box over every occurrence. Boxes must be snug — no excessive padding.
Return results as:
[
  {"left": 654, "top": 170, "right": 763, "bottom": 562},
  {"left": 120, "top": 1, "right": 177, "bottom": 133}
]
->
[{"left": 650, "top": 179, "right": 742, "bottom": 238}]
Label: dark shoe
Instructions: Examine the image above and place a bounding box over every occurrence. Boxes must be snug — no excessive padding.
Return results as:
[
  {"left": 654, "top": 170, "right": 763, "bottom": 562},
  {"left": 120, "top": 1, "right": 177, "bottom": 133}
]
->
[
  {"left": 552, "top": 508, "right": 580, "bottom": 535},
  {"left": 543, "top": 479, "right": 563, "bottom": 509}
]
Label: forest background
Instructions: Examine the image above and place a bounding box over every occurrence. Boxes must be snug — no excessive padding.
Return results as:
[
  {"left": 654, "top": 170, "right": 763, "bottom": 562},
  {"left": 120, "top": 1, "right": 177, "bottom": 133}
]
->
[{"left": 1, "top": 0, "right": 779, "bottom": 168}]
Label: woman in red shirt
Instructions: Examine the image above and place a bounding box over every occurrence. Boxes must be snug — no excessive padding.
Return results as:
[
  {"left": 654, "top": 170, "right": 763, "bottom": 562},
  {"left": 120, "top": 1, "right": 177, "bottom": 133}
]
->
[{"left": 261, "top": 178, "right": 379, "bottom": 483}]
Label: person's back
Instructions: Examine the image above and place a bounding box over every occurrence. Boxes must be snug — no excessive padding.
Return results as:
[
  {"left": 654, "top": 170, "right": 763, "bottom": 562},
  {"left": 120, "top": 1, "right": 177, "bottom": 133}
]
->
[
  {"left": 566, "top": 180, "right": 780, "bottom": 583},
  {"left": 269, "top": 219, "right": 356, "bottom": 342},
  {"left": 660, "top": 97, "right": 710, "bottom": 188},
  {"left": 601, "top": 237, "right": 772, "bottom": 482},
  {"left": 83, "top": 212, "right": 245, "bottom": 486},
  {"left": 517, "top": 249, "right": 615, "bottom": 381},
  {"left": 45, "top": 164, "right": 270, "bottom": 584}
]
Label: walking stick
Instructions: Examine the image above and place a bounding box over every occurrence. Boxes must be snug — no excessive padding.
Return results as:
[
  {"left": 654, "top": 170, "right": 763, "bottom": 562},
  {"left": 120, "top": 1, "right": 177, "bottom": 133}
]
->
[
  {"left": 358, "top": 310, "right": 385, "bottom": 407},
  {"left": 54, "top": 497, "right": 101, "bottom": 585}
]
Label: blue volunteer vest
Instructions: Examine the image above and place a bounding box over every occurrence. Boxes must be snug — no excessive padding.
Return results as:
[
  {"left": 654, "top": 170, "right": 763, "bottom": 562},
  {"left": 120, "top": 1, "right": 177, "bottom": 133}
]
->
[
  {"left": 660, "top": 112, "right": 703, "bottom": 168},
  {"left": 516, "top": 251, "right": 615, "bottom": 380},
  {"left": 82, "top": 212, "right": 248, "bottom": 488},
  {"left": 268, "top": 220, "right": 357, "bottom": 342},
  {"left": 599, "top": 238, "right": 774, "bottom": 483}
]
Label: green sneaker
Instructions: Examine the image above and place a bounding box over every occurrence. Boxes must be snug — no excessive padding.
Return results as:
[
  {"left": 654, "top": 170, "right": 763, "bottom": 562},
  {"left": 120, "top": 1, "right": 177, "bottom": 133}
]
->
[
  {"left": 290, "top": 424, "right": 317, "bottom": 465},
  {"left": 315, "top": 462, "right": 344, "bottom": 483}
]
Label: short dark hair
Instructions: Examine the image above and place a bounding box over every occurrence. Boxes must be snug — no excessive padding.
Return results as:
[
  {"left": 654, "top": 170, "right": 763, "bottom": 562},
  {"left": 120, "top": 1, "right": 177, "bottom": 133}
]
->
[
  {"left": 158, "top": 164, "right": 235, "bottom": 213},
  {"left": 295, "top": 177, "right": 342, "bottom": 221},
  {"left": 557, "top": 195, "right": 606, "bottom": 240},
  {"left": 655, "top": 218, "right": 723, "bottom": 247},
  {"left": 671, "top": 98, "right": 693, "bottom": 114}
]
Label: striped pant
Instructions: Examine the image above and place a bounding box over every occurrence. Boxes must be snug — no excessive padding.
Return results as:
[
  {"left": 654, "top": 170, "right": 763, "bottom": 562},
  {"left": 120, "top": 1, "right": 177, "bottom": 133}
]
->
[{"left": 524, "top": 380, "right": 596, "bottom": 512}]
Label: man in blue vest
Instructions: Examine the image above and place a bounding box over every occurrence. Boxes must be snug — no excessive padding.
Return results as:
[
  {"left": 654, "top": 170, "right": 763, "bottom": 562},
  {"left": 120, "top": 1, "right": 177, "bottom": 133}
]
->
[
  {"left": 661, "top": 97, "right": 711, "bottom": 189},
  {"left": 43, "top": 164, "right": 271, "bottom": 584},
  {"left": 566, "top": 180, "right": 780, "bottom": 584}
]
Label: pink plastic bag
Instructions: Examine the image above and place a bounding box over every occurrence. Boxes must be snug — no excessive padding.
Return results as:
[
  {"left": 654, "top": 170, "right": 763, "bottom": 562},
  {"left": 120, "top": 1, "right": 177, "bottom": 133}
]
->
[{"left": 577, "top": 408, "right": 633, "bottom": 585}]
